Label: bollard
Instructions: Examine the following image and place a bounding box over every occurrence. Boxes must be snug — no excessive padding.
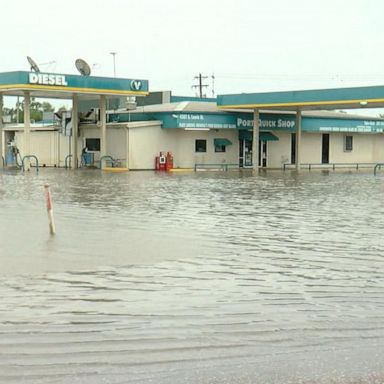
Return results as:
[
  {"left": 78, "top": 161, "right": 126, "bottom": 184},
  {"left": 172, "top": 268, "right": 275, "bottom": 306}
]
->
[{"left": 44, "top": 184, "right": 56, "bottom": 235}]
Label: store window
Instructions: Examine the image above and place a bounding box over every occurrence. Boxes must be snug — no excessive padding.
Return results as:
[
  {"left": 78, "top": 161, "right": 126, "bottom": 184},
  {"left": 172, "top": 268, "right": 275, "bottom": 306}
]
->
[
  {"left": 214, "top": 138, "right": 231, "bottom": 153},
  {"left": 344, "top": 135, "right": 353, "bottom": 152},
  {"left": 85, "top": 138, "right": 100, "bottom": 151},
  {"left": 195, "top": 139, "right": 207, "bottom": 153},
  {"left": 215, "top": 144, "right": 226, "bottom": 152}
]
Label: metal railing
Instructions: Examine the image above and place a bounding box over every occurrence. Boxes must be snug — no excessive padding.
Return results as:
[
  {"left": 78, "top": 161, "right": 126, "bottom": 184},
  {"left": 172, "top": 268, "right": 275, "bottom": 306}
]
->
[
  {"left": 194, "top": 163, "right": 239, "bottom": 171},
  {"left": 374, "top": 163, "right": 384, "bottom": 176},
  {"left": 99, "top": 155, "right": 117, "bottom": 169},
  {"left": 64, "top": 154, "right": 73, "bottom": 169},
  {"left": 22, "top": 155, "right": 39, "bottom": 172},
  {"left": 283, "top": 162, "right": 379, "bottom": 171}
]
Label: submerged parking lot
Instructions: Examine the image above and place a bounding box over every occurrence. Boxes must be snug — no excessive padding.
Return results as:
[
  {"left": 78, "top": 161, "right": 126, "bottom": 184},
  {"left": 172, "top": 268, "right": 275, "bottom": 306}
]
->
[{"left": 0, "top": 169, "right": 383, "bottom": 383}]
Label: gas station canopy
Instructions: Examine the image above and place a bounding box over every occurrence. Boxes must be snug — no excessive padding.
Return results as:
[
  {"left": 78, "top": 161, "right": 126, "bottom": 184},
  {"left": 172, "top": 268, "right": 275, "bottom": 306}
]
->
[
  {"left": 217, "top": 85, "right": 384, "bottom": 111},
  {"left": 0, "top": 71, "right": 149, "bottom": 99}
]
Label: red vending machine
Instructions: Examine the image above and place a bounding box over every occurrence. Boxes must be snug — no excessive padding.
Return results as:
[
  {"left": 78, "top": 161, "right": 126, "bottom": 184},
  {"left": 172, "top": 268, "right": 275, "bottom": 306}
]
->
[{"left": 165, "top": 152, "right": 173, "bottom": 171}]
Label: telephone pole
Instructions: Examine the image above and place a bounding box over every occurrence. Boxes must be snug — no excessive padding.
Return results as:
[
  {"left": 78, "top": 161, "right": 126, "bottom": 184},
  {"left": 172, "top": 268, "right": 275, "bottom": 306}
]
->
[
  {"left": 192, "top": 73, "right": 209, "bottom": 98},
  {"left": 110, "top": 52, "right": 117, "bottom": 77}
]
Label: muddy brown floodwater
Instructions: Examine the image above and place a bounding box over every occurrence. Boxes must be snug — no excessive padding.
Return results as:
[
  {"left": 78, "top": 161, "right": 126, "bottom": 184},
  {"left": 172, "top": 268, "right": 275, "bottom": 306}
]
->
[{"left": 0, "top": 168, "right": 383, "bottom": 383}]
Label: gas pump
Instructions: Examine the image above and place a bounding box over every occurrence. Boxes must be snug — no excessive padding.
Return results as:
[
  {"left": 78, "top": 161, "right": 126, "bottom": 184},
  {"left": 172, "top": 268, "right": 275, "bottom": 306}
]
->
[{"left": 6, "top": 141, "right": 20, "bottom": 167}]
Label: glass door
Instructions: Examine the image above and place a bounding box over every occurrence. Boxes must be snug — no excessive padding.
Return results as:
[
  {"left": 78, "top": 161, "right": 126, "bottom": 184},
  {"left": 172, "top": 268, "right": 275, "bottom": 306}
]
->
[
  {"left": 244, "top": 140, "right": 253, "bottom": 167},
  {"left": 239, "top": 140, "right": 253, "bottom": 167}
]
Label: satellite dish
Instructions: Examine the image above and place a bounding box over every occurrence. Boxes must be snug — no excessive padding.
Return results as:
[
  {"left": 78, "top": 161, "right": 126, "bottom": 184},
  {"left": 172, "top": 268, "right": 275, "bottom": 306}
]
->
[
  {"left": 27, "top": 56, "right": 40, "bottom": 72},
  {"left": 75, "top": 58, "right": 91, "bottom": 76}
]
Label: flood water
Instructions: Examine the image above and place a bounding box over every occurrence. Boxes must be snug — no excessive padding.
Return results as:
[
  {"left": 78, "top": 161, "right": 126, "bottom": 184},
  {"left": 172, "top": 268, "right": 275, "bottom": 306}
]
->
[{"left": 0, "top": 168, "right": 384, "bottom": 383}]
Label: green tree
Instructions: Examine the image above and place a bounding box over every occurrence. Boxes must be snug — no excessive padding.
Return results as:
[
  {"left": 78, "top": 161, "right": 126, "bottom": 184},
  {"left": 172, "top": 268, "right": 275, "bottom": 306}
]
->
[{"left": 13, "top": 99, "right": 55, "bottom": 123}]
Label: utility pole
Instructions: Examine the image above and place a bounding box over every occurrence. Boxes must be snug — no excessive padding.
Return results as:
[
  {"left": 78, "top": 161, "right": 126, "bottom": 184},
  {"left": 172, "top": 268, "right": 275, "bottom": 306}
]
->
[
  {"left": 110, "top": 52, "right": 117, "bottom": 77},
  {"left": 192, "top": 73, "right": 209, "bottom": 98}
]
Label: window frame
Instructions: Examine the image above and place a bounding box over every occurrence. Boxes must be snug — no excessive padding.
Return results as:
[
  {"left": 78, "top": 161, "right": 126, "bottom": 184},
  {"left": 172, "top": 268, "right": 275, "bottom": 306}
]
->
[
  {"left": 85, "top": 138, "right": 101, "bottom": 152},
  {"left": 344, "top": 135, "right": 353, "bottom": 152},
  {"left": 195, "top": 139, "right": 207, "bottom": 153},
  {"left": 214, "top": 144, "right": 226, "bottom": 153}
]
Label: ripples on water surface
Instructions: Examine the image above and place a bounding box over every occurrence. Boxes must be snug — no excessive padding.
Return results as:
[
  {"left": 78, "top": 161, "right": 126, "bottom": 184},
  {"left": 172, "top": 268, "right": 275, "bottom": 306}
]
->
[{"left": 0, "top": 169, "right": 384, "bottom": 383}]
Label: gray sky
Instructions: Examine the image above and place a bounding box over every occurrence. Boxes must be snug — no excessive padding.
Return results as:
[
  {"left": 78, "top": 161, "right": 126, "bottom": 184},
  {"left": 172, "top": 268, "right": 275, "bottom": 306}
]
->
[{"left": 2, "top": 0, "right": 384, "bottom": 113}]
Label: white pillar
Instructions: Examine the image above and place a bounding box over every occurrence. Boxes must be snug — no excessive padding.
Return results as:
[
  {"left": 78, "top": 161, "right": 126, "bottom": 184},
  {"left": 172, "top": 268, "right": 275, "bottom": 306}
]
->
[
  {"left": 23, "top": 91, "right": 31, "bottom": 170},
  {"left": 72, "top": 94, "right": 78, "bottom": 168},
  {"left": 295, "top": 110, "right": 302, "bottom": 171},
  {"left": 125, "top": 126, "right": 130, "bottom": 169},
  {"left": 0, "top": 93, "right": 3, "bottom": 165},
  {"left": 252, "top": 109, "right": 260, "bottom": 170},
  {"left": 100, "top": 95, "right": 107, "bottom": 163}
]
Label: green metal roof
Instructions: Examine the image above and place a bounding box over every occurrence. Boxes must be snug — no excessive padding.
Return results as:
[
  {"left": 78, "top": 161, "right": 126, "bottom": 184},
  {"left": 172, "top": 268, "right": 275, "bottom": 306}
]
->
[{"left": 217, "top": 85, "right": 384, "bottom": 111}]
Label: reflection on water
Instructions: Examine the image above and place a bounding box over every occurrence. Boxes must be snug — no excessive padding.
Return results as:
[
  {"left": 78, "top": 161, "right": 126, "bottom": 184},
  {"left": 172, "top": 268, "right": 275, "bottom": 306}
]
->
[{"left": 0, "top": 169, "right": 384, "bottom": 383}]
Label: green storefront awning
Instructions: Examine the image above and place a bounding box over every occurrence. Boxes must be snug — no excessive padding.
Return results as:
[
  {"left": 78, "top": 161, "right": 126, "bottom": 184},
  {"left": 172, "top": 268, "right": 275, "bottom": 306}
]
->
[
  {"left": 214, "top": 138, "right": 232, "bottom": 146},
  {"left": 260, "top": 132, "right": 279, "bottom": 141},
  {"left": 238, "top": 131, "right": 279, "bottom": 141}
]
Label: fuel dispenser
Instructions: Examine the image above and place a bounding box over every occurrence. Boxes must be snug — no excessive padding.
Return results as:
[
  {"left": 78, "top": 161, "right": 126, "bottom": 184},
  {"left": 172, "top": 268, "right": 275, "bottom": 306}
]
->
[{"left": 6, "top": 142, "right": 20, "bottom": 167}]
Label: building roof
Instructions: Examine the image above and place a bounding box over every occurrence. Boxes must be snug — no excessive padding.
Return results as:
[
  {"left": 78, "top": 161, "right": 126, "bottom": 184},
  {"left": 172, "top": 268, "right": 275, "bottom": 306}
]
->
[
  {"left": 125, "top": 100, "right": 382, "bottom": 121},
  {"left": 217, "top": 85, "right": 384, "bottom": 111}
]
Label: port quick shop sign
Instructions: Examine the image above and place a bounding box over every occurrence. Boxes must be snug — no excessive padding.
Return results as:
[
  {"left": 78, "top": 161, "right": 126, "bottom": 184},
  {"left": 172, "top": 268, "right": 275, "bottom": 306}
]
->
[
  {"left": 236, "top": 117, "right": 295, "bottom": 129},
  {"left": 29, "top": 73, "right": 68, "bottom": 86}
]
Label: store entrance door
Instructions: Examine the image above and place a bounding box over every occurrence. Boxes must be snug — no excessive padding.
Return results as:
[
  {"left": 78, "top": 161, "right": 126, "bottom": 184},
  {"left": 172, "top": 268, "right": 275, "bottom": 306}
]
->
[
  {"left": 259, "top": 140, "right": 267, "bottom": 167},
  {"left": 239, "top": 139, "right": 267, "bottom": 167},
  {"left": 239, "top": 140, "right": 253, "bottom": 167}
]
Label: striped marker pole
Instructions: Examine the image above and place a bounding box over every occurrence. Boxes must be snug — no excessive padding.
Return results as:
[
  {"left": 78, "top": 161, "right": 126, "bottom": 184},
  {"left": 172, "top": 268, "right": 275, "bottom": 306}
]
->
[{"left": 44, "top": 184, "right": 56, "bottom": 235}]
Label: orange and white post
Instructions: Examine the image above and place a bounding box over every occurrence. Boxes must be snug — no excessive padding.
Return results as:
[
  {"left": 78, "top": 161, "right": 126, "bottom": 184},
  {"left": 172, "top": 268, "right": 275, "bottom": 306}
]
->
[{"left": 44, "top": 184, "right": 56, "bottom": 235}]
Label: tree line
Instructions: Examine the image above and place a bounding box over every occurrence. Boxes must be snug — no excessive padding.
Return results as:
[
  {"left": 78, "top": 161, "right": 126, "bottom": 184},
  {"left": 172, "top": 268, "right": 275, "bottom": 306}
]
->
[{"left": 2, "top": 99, "right": 60, "bottom": 123}]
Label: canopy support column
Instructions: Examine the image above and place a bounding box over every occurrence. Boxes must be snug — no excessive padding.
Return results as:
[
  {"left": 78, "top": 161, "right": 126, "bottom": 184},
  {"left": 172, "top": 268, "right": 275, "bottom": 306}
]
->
[
  {"left": 0, "top": 93, "right": 3, "bottom": 164},
  {"left": 252, "top": 109, "right": 259, "bottom": 170},
  {"left": 126, "top": 126, "right": 130, "bottom": 170},
  {"left": 295, "top": 109, "right": 302, "bottom": 171},
  {"left": 23, "top": 91, "right": 31, "bottom": 170},
  {"left": 71, "top": 94, "right": 79, "bottom": 168},
  {"left": 100, "top": 95, "right": 107, "bottom": 165}
]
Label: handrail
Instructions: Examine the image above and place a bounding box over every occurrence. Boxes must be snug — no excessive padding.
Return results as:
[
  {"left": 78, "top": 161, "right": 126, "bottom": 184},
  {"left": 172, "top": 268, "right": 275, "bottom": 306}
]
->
[
  {"left": 64, "top": 154, "right": 73, "bottom": 169},
  {"left": 194, "top": 163, "right": 239, "bottom": 171},
  {"left": 1, "top": 155, "right": 5, "bottom": 168},
  {"left": 22, "top": 155, "right": 39, "bottom": 172},
  {"left": 99, "top": 155, "right": 116, "bottom": 169},
  {"left": 283, "top": 162, "right": 379, "bottom": 171},
  {"left": 374, "top": 163, "right": 384, "bottom": 176}
]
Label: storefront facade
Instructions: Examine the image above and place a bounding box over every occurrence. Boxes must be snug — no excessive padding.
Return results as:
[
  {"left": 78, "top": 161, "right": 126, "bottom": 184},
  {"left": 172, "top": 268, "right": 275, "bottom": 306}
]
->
[
  {"left": 1, "top": 71, "right": 384, "bottom": 170},
  {"left": 93, "top": 103, "right": 384, "bottom": 170}
]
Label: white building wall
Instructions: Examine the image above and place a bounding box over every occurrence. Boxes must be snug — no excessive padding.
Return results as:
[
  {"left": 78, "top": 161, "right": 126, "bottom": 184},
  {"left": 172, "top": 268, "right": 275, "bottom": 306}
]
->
[
  {"left": 11, "top": 126, "right": 384, "bottom": 170},
  {"left": 172, "top": 129, "right": 239, "bottom": 168},
  {"left": 14, "top": 130, "right": 59, "bottom": 167},
  {"left": 128, "top": 126, "right": 239, "bottom": 169},
  {"left": 330, "top": 133, "right": 378, "bottom": 163},
  {"left": 267, "top": 132, "right": 291, "bottom": 168},
  {"left": 301, "top": 133, "right": 322, "bottom": 163},
  {"left": 264, "top": 132, "right": 384, "bottom": 167},
  {"left": 107, "top": 127, "right": 127, "bottom": 165},
  {"left": 373, "top": 134, "right": 384, "bottom": 162},
  {"left": 58, "top": 133, "right": 72, "bottom": 167},
  {"left": 128, "top": 125, "right": 177, "bottom": 169}
]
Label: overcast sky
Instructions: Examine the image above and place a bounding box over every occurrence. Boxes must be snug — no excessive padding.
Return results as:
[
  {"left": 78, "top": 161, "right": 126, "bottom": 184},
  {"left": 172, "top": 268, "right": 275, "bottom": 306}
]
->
[{"left": 2, "top": 0, "right": 384, "bottom": 113}]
